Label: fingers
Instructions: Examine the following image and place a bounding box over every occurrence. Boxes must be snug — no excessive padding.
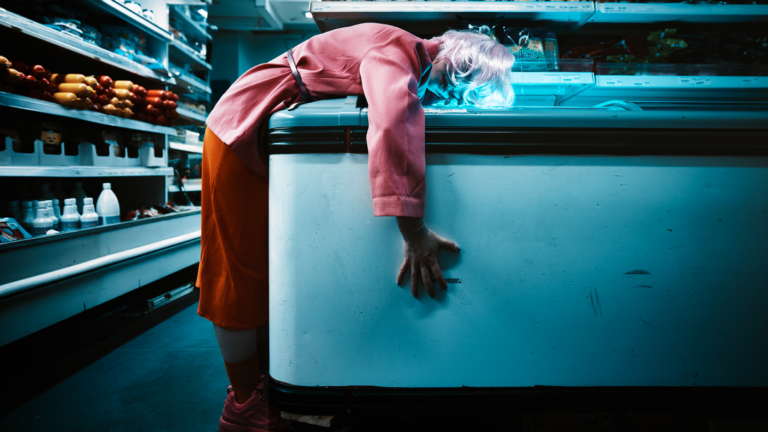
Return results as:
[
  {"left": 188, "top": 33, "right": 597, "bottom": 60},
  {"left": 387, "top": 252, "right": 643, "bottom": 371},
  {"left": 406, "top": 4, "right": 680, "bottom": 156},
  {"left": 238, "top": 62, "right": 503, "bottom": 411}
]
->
[
  {"left": 421, "top": 264, "right": 435, "bottom": 298},
  {"left": 429, "top": 258, "right": 447, "bottom": 291},
  {"left": 410, "top": 260, "right": 419, "bottom": 298},
  {"left": 396, "top": 256, "right": 408, "bottom": 285}
]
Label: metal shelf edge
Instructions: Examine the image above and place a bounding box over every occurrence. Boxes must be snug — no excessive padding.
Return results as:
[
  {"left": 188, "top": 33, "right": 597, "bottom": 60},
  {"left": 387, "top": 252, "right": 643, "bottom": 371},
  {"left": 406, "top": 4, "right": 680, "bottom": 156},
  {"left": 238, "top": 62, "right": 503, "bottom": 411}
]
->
[
  {"left": 169, "top": 142, "right": 204, "bottom": 153},
  {"left": 0, "top": 166, "right": 174, "bottom": 177},
  {"left": 0, "top": 92, "right": 178, "bottom": 135},
  {"left": 176, "top": 107, "right": 207, "bottom": 122}
]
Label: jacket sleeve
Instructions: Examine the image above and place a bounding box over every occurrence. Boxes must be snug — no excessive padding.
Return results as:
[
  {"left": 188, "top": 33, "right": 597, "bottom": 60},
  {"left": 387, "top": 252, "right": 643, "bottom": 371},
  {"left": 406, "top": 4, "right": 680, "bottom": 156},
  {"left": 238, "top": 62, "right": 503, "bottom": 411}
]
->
[{"left": 359, "top": 45, "right": 426, "bottom": 218}]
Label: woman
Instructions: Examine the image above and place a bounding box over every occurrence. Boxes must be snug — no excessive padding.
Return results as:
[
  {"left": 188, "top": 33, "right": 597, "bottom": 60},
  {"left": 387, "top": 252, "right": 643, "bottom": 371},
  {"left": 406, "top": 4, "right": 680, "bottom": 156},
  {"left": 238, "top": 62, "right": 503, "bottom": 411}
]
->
[{"left": 198, "top": 23, "right": 514, "bottom": 431}]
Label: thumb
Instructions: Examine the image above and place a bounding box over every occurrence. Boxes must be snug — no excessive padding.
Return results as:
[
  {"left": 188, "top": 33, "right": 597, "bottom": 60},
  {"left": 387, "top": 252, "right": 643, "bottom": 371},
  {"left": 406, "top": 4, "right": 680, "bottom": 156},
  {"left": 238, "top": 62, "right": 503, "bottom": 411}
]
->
[{"left": 438, "top": 238, "right": 460, "bottom": 253}]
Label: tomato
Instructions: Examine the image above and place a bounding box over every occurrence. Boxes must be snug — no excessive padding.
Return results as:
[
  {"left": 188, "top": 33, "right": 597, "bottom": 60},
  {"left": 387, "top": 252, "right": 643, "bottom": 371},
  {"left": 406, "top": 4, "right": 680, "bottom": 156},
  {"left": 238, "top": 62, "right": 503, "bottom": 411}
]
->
[
  {"left": 98, "top": 75, "right": 113, "bottom": 88},
  {"left": 37, "top": 77, "right": 50, "bottom": 91}
]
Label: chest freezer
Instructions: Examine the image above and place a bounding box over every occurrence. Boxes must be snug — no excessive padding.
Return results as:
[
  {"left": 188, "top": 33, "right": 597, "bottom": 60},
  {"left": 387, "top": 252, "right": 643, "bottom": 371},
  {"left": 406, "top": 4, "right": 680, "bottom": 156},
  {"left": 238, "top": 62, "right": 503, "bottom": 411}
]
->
[{"left": 266, "top": 97, "right": 768, "bottom": 413}]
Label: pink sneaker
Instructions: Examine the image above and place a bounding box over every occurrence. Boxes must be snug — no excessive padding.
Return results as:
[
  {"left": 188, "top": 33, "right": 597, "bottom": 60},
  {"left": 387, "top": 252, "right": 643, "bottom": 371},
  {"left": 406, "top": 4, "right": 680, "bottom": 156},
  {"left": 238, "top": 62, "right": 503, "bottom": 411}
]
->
[{"left": 219, "top": 381, "right": 291, "bottom": 432}]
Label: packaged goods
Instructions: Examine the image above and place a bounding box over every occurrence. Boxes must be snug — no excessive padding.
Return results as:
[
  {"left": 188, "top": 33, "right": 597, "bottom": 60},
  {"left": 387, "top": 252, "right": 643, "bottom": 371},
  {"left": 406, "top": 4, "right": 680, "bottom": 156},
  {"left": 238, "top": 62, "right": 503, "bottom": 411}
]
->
[
  {"left": 0, "top": 218, "right": 32, "bottom": 243},
  {"left": 502, "top": 27, "right": 548, "bottom": 72},
  {"left": 543, "top": 32, "right": 560, "bottom": 71},
  {"left": 7, "top": 201, "right": 21, "bottom": 221},
  {"left": 20, "top": 201, "right": 34, "bottom": 229},
  {"left": 96, "top": 183, "right": 120, "bottom": 226},
  {"left": 60, "top": 198, "right": 81, "bottom": 232},
  {"left": 51, "top": 199, "right": 63, "bottom": 230},
  {"left": 31, "top": 201, "right": 54, "bottom": 237},
  {"left": 71, "top": 181, "right": 87, "bottom": 214},
  {"left": 456, "top": 15, "right": 503, "bottom": 43},
  {"left": 80, "top": 198, "right": 99, "bottom": 228}
]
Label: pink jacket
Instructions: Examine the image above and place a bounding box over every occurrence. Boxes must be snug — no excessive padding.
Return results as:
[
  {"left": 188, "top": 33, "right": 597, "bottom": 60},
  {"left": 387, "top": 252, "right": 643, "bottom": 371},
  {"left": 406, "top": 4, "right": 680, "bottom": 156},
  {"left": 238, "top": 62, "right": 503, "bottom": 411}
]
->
[{"left": 206, "top": 23, "right": 440, "bottom": 218}]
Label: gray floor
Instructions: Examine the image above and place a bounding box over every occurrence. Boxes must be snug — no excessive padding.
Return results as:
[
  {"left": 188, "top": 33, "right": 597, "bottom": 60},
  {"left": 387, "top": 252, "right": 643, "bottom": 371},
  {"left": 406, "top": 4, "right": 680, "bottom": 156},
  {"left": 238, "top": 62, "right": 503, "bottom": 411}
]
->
[{"left": 0, "top": 302, "right": 227, "bottom": 432}]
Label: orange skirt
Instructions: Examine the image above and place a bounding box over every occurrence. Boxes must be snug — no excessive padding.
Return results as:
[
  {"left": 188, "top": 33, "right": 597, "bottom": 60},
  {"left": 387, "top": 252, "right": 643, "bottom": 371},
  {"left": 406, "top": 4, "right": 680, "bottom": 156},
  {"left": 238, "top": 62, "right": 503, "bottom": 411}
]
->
[{"left": 196, "top": 127, "right": 269, "bottom": 330}]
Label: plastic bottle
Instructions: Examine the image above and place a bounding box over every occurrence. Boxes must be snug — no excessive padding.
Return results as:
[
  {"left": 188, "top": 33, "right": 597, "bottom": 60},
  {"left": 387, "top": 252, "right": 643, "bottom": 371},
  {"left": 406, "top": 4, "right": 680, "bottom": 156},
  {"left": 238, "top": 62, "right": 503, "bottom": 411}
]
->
[
  {"left": 8, "top": 200, "right": 21, "bottom": 221},
  {"left": 80, "top": 197, "right": 99, "bottom": 229},
  {"left": 60, "top": 198, "right": 81, "bottom": 232},
  {"left": 21, "top": 201, "right": 34, "bottom": 229},
  {"left": 52, "top": 181, "right": 67, "bottom": 203},
  {"left": 71, "top": 181, "right": 87, "bottom": 214},
  {"left": 48, "top": 199, "right": 61, "bottom": 231},
  {"left": 32, "top": 200, "right": 39, "bottom": 214},
  {"left": 96, "top": 183, "right": 120, "bottom": 226},
  {"left": 31, "top": 201, "right": 54, "bottom": 236},
  {"left": 40, "top": 183, "right": 56, "bottom": 201}
]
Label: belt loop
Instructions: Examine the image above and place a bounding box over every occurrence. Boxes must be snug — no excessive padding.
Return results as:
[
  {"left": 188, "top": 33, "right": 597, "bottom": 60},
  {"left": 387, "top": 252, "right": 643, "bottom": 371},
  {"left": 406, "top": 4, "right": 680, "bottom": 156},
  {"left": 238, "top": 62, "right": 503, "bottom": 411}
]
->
[{"left": 286, "top": 49, "right": 314, "bottom": 103}]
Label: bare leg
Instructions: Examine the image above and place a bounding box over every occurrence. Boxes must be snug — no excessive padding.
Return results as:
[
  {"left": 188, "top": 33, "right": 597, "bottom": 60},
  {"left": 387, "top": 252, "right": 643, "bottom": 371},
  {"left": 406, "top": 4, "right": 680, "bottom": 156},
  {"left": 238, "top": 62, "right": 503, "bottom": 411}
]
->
[{"left": 214, "top": 324, "right": 259, "bottom": 403}]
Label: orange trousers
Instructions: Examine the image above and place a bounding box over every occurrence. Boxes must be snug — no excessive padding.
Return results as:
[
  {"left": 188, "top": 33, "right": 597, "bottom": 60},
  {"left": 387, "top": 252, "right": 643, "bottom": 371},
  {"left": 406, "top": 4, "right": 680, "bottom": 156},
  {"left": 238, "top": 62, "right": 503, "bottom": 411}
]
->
[{"left": 196, "top": 127, "right": 269, "bottom": 330}]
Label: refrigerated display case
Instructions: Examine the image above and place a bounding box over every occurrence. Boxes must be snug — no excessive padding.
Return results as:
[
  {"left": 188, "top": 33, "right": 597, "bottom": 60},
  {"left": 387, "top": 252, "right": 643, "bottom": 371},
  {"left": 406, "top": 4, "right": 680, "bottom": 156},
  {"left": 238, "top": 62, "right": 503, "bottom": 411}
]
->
[{"left": 266, "top": 90, "right": 768, "bottom": 411}]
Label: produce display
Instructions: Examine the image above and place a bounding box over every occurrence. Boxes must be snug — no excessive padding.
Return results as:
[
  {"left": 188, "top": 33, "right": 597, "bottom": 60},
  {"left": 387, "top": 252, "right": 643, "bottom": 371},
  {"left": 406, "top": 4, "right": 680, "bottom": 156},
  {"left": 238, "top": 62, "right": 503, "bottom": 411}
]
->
[
  {"left": 1, "top": 55, "right": 179, "bottom": 126},
  {"left": 562, "top": 29, "right": 768, "bottom": 66}
]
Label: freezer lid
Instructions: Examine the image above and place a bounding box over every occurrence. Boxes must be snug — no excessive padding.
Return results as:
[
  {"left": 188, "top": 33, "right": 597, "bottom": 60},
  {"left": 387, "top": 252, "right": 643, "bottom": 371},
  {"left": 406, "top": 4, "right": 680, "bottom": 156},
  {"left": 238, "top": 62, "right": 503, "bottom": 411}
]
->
[
  {"left": 266, "top": 97, "right": 768, "bottom": 155},
  {"left": 268, "top": 96, "right": 768, "bottom": 131}
]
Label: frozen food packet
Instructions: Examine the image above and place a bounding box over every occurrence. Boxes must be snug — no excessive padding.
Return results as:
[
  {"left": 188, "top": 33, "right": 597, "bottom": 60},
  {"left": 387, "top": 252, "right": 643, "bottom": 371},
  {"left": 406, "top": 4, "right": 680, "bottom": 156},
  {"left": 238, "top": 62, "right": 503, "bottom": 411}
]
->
[
  {"left": 543, "top": 32, "right": 559, "bottom": 71},
  {"left": 456, "top": 15, "right": 503, "bottom": 42},
  {"left": 502, "top": 27, "right": 547, "bottom": 72},
  {"left": 647, "top": 28, "right": 677, "bottom": 42},
  {"left": 0, "top": 218, "right": 32, "bottom": 243}
]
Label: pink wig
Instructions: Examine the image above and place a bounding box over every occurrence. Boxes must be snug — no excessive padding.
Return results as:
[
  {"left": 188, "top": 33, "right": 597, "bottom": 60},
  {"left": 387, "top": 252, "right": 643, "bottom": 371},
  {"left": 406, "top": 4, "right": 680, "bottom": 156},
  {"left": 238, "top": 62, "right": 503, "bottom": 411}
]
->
[{"left": 431, "top": 30, "right": 515, "bottom": 107}]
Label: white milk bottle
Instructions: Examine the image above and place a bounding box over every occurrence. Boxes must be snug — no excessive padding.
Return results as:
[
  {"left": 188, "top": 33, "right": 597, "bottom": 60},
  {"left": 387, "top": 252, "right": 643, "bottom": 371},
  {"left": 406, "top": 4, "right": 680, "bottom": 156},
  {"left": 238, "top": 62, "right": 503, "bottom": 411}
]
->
[
  {"left": 80, "top": 198, "right": 99, "bottom": 229},
  {"left": 31, "top": 201, "right": 54, "bottom": 236},
  {"left": 96, "top": 183, "right": 120, "bottom": 226},
  {"left": 60, "top": 198, "right": 81, "bottom": 232}
]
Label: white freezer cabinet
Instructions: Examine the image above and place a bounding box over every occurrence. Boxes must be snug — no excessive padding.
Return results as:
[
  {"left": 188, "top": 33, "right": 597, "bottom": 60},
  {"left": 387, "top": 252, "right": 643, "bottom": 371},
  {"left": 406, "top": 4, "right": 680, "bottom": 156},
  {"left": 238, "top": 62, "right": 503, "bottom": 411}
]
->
[{"left": 264, "top": 97, "right": 768, "bottom": 412}]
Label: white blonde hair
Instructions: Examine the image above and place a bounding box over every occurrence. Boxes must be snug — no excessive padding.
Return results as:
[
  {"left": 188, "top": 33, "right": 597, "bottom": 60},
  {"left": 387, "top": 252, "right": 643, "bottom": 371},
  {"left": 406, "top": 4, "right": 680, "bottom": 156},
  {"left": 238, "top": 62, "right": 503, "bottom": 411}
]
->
[{"left": 431, "top": 30, "right": 515, "bottom": 107}]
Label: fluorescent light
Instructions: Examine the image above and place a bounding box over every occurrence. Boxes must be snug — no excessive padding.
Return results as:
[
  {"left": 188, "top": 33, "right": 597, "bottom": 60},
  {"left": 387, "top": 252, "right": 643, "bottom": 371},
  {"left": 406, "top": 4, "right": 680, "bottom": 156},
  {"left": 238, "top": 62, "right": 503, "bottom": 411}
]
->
[
  {"left": 305, "top": 12, "right": 313, "bottom": 18},
  {"left": 197, "top": 8, "right": 208, "bottom": 18}
]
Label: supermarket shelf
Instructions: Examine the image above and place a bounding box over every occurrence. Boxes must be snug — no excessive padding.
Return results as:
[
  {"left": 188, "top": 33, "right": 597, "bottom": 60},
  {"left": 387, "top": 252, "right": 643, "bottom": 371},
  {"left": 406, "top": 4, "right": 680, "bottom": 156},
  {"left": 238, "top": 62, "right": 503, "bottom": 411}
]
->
[
  {"left": 171, "top": 6, "right": 212, "bottom": 41},
  {"left": 172, "top": 69, "right": 212, "bottom": 94},
  {"left": 0, "top": 9, "right": 176, "bottom": 86},
  {"left": 176, "top": 107, "right": 208, "bottom": 122},
  {"left": 590, "top": 2, "right": 768, "bottom": 23},
  {"left": 0, "top": 166, "right": 173, "bottom": 177},
  {"left": 0, "top": 210, "right": 201, "bottom": 347},
  {"left": 513, "top": 72, "right": 594, "bottom": 86},
  {"left": 170, "top": 38, "right": 212, "bottom": 71},
  {"left": 168, "top": 183, "right": 202, "bottom": 192},
  {"left": 311, "top": 1, "right": 594, "bottom": 35},
  {"left": 86, "top": 0, "right": 172, "bottom": 41},
  {"left": 169, "top": 142, "right": 204, "bottom": 153},
  {"left": 0, "top": 92, "right": 178, "bottom": 135},
  {"left": 596, "top": 75, "right": 768, "bottom": 89}
]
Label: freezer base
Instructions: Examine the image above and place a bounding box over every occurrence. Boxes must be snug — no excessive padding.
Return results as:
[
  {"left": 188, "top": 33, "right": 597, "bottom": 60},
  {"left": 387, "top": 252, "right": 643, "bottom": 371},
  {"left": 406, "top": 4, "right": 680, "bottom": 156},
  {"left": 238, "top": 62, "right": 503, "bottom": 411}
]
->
[{"left": 267, "top": 375, "right": 768, "bottom": 413}]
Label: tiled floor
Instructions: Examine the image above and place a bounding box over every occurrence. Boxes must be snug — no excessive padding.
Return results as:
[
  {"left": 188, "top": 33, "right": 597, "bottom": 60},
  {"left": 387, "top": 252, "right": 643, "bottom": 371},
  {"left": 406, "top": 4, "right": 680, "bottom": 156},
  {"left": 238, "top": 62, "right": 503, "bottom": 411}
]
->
[{"left": 0, "top": 302, "right": 227, "bottom": 432}]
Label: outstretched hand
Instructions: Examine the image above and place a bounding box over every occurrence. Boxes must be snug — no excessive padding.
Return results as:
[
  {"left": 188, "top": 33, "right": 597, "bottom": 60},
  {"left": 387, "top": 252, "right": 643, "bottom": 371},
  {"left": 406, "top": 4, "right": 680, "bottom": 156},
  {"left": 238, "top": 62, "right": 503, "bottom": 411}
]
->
[{"left": 396, "top": 230, "right": 460, "bottom": 298}]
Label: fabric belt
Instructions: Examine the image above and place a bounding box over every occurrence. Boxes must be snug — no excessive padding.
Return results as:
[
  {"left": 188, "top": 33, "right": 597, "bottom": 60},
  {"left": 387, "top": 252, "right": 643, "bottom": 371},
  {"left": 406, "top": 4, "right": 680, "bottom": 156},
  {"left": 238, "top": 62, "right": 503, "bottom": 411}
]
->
[{"left": 286, "top": 49, "right": 313, "bottom": 103}]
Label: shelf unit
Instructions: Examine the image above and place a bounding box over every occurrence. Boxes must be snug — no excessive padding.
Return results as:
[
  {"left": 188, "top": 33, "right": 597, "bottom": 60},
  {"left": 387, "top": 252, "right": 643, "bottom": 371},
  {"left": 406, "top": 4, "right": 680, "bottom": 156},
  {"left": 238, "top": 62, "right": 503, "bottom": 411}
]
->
[
  {"left": 170, "top": 38, "right": 212, "bottom": 71},
  {"left": 86, "top": 0, "right": 173, "bottom": 41},
  {"left": 311, "top": 1, "right": 595, "bottom": 35},
  {"left": 169, "top": 142, "right": 203, "bottom": 153},
  {"left": 0, "top": 8, "right": 175, "bottom": 86},
  {"left": 589, "top": 2, "right": 768, "bottom": 23},
  {"left": 0, "top": 0, "right": 211, "bottom": 347},
  {"left": 171, "top": 5, "right": 212, "bottom": 41},
  {"left": 168, "top": 183, "right": 201, "bottom": 192},
  {"left": 176, "top": 107, "right": 208, "bottom": 122},
  {"left": 311, "top": 1, "right": 768, "bottom": 35},
  {"left": 0, "top": 92, "right": 177, "bottom": 135}
]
